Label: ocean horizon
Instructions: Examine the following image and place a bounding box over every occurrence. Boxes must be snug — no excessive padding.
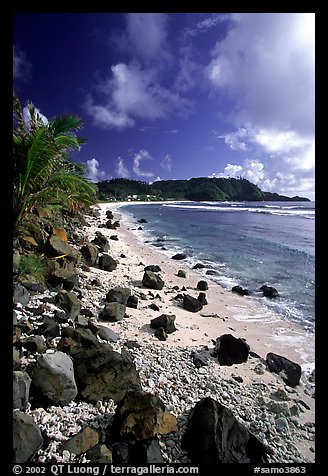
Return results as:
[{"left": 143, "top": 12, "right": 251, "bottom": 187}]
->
[{"left": 120, "top": 200, "right": 315, "bottom": 333}]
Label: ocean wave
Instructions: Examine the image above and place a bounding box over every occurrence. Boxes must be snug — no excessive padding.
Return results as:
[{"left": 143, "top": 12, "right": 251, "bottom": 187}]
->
[{"left": 162, "top": 203, "right": 315, "bottom": 219}]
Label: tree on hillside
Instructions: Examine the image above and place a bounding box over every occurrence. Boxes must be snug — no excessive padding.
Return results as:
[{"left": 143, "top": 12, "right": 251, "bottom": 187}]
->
[{"left": 13, "top": 92, "right": 97, "bottom": 232}]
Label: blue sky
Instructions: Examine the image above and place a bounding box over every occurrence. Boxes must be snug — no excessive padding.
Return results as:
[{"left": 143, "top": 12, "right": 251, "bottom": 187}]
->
[{"left": 13, "top": 13, "right": 315, "bottom": 199}]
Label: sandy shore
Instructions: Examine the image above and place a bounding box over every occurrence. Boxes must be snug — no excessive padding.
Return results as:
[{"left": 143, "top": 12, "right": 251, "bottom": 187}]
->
[
  {"left": 91, "top": 202, "right": 315, "bottom": 365},
  {"left": 80, "top": 201, "right": 315, "bottom": 461}
]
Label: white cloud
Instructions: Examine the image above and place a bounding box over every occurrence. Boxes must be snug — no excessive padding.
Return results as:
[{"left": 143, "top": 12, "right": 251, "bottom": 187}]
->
[
  {"left": 116, "top": 157, "right": 130, "bottom": 178},
  {"left": 85, "top": 62, "right": 193, "bottom": 129},
  {"left": 13, "top": 44, "right": 32, "bottom": 82},
  {"left": 209, "top": 13, "right": 315, "bottom": 198},
  {"left": 133, "top": 150, "right": 155, "bottom": 178},
  {"left": 86, "top": 158, "right": 109, "bottom": 182},
  {"left": 160, "top": 154, "right": 172, "bottom": 172},
  {"left": 207, "top": 13, "right": 314, "bottom": 135},
  {"left": 126, "top": 13, "right": 170, "bottom": 63}
]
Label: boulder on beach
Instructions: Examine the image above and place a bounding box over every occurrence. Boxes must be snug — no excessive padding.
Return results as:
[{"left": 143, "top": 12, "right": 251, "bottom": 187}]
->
[
  {"left": 55, "top": 289, "right": 81, "bottom": 319},
  {"left": 232, "top": 285, "right": 250, "bottom": 296},
  {"left": 144, "top": 265, "right": 162, "bottom": 272},
  {"left": 106, "top": 286, "right": 131, "bottom": 305},
  {"left": 197, "top": 280, "right": 208, "bottom": 291},
  {"left": 80, "top": 242, "right": 98, "bottom": 266},
  {"left": 181, "top": 397, "right": 268, "bottom": 463},
  {"left": 73, "top": 344, "right": 142, "bottom": 403},
  {"left": 171, "top": 253, "right": 187, "bottom": 260},
  {"left": 183, "top": 294, "right": 203, "bottom": 313},
  {"left": 212, "top": 334, "right": 250, "bottom": 366},
  {"left": 99, "top": 254, "right": 118, "bottom": 272},
  {"left": 260, "top": 285, "right": 279, "bottom": 298},
  {"left": 91, "top": 231, "right": 110, "bottom": 252},
  {"left": 142, "top": 271, "right": 165, "bottom": 290},
  {"left": 47, "top": 263, "right": 78, "bottom": 291},
  {"left": 31, "top": 351, "right": 78, "bottom": 405},
  {"left": 150, "top": 314, "right": 177, "bottom": 334},
  {"left": 99, "top": 302, "right": 126, "bottom": 322},
  {"left": 266, "top": 352, "right": 302, "bottom": 387},
  {"left": 13, "top": 410, "right": 44, "bottom": 463},
  {"left": 111, "top": 390, "right": 177, "bottom": 440}
]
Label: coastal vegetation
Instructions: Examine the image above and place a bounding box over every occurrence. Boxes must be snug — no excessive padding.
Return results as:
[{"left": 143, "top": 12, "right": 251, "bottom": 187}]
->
[
  {"left": 13, "top": 92, "right": 97, "bottom": 235},
  {"left": 96, "top": 177, "right": 310, "bottom": 202}
]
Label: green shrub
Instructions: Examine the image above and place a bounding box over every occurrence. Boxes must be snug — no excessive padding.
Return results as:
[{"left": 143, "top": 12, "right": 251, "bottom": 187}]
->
[{"left": 18, "top": 254, "right": 50, "bottom": 283}]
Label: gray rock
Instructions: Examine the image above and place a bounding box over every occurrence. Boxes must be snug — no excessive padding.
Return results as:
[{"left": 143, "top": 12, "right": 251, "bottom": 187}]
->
[
  {"left": 55, "top": 289, "right": 81, "bottom": 319},
  {"left": 99, "top": 302, "right": 126, "bottom": 322},
  {"left": 197, "top": 280, "right": 208, "bottom": 291},
  {"left": 47, "top": 264, "right": 78, "bottom": 291},
  {"left": 171, "top": 253, "right": 187, "bottom": 260},
  {"left": 13, "top": 283, "right": 30, "bottom": 306},
  {"left": 86, "top": 444, "right": 113, "bottom": 463},
  {"left": 144, "top": 265, "right": 162, "bottom": 272},
  {"left": 97, "top": 326, "right": 120, "bottom": 343},
  {"left": 74, "top": 344, "right": 142, "bottom": 402},
  {"left": 181, "top": 397, "right": 268, "bottom": 463},
  {"left": 31, "top": 351, "right": 77, "bottom": 405},
  {"left": 213, "top": 334, "right": 250, "bottom": 366},
  {"left": 154, "top": 327, "right": 167, "bottom": 341},
  {"left": 99, "top": 254, "right": 118, "bottom": 272},
  {"left": 22, "top": 335, "right": 47, "bottom": 353},
  {"left": 13, "top": 410, "right": 43, "bottom": 463},
  {"left": 266, "top": 353, "right": 302, "bottom": 387},
  {"left": 183, "top": 294, "right": 203, "bottom": 313},
  {"left": 126, "top": 295, "right": 138, "bottom": 309},
  {"left": 80, "top": 242, "right": 99, "bottom": 266},
  {"left": 45, "top": 235, "right": 78, "bottom": 262},
  {"left": 60, "top": 426, "right": 100, "bottom": 456},
  {"left": 111, "top": 390, "right": 177, "bottom": 440},
  {"left": 142, "top": 271, "right": 165, "bottom": 290},
  {"left": 91, "top": 231, "right": 110, "bottom": 252},
  {"left": 150, "top": 314, "right": 177, "bottom": 334},
  {"left": 106, "top": 286, "right": 131, "bottom": 305},
  {"left": 13, "top": 371, "right": 31, "bottom": 410},
  {"left": 275, "top": 417, "right": 289, "bottom": 432},
  {"left": 61, "top": 327, "right": 101, "bottom": 350}
]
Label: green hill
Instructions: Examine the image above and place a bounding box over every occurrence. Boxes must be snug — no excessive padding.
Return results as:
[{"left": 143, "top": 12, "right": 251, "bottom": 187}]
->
[{"left": 96, "top": 177, "right": 310, "bottom": 202}]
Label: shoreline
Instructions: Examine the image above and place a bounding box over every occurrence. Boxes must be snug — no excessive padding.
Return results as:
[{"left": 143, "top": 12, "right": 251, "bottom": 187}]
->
[
  {"left": 80, "top": 202, "right": 315, "bottom": 462},
  {"left": 98, "top": 201, "right": 315, "bottom": 367}
]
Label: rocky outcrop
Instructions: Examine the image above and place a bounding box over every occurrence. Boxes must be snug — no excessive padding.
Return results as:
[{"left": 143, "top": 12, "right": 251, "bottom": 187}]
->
[
  {"left": 13, "top": 410, "right": 44, "bottom": 463},
  {"left": 266, "top": 353, "right": 302, "bottom": 387},
  {"left": 73, "top": 345, "right": 142, "bottom": 402},
  {"left": 212, "top": 334, "right": 250, "bottom": 366},
  {"left": 142, "top": 271, "right": 164, "bottom": 290},
  {"left": 31, "top": 351, "right": 78, "bottom": 405},
  {"left": 181, "top": 397, "right": 268, "bottom": 463},
  {"left": 111, "top": 390, "right": 177, "bottom": 440}
]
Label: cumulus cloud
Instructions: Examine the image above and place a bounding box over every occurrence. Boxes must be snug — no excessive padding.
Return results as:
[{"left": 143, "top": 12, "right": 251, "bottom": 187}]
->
[
  {"left": 126, "top": 13, "right": 170, "bottom": 63},
  {"left": 160, "top": 154, "right": 172, "bottom": 172},
  {"left": 116, "top": 157, "right": 130, "bottom": 178},
  {"left": 86, "top": 158, "right": 109, "bottom": 182},
  {"left": 207, "top": 13, "right": 314, "bottom": 134},
  {"left": 133, "top": 150, "right": 155, "bottom": 178},
  {"left": 13, "top": 44, "right": 32, "bottom": 82},
  {"left": 209, "top": 13, "right": 315, "bottom": 198},
  {"left": 85, "top": 62, "right": 193, "bottom": 129}
]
